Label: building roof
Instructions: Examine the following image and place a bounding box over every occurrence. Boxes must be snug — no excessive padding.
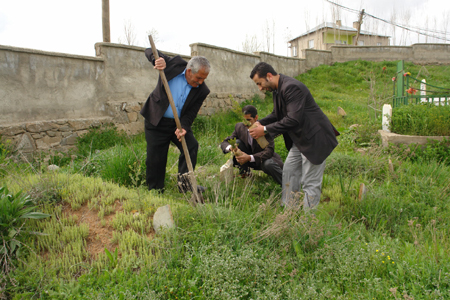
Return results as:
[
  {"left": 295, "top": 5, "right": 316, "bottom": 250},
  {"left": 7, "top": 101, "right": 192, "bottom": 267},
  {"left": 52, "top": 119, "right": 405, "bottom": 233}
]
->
[{"left": 289, "top": 22, "right": 390, "bottom": 42}]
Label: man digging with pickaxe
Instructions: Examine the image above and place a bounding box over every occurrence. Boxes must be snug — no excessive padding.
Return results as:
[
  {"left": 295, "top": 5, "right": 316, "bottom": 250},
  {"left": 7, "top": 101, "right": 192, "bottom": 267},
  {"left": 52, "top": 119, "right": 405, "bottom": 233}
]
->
[{"left": 140, "top": 36, "right": 210, "bottom": 204}]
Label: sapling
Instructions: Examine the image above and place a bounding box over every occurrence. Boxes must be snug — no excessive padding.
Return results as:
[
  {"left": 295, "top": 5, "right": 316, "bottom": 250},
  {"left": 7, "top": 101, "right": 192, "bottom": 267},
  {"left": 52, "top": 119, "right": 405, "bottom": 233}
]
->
[{"left": 228, "top": 138, "right": 244, "bottom": 162}]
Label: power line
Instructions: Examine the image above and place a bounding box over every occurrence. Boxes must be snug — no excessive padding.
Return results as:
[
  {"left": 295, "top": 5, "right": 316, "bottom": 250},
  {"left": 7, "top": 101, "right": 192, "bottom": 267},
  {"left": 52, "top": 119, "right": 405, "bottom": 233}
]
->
[{"left": 326, "top": 0, "right": 450, "bottom": 43}]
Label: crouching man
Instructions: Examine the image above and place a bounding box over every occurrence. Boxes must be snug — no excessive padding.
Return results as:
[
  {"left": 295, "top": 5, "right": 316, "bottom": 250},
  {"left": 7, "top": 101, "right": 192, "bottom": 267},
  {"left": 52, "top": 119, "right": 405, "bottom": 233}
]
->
[{"left": 220, "top": 105, "right": 283, "bottom": 185}]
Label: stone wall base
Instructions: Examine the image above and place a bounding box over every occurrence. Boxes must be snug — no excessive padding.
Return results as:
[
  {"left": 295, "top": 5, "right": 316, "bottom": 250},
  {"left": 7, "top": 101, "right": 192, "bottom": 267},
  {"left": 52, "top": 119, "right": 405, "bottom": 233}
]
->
[{"left": 1, "top": 93, "right": 253, "bottom": 155}]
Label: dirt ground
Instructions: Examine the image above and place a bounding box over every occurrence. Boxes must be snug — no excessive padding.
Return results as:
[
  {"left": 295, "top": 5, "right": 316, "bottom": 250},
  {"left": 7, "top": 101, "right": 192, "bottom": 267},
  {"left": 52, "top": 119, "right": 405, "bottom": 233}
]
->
[{"left": 66, "top": 200, "right": 124, "bottom": 259}]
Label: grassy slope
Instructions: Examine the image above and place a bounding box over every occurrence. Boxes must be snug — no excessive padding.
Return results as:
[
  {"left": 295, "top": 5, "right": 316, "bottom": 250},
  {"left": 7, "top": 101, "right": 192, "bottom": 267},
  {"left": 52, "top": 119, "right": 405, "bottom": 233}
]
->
[{"left": 2, "top": 61, "right": 450, "bottom": 299}]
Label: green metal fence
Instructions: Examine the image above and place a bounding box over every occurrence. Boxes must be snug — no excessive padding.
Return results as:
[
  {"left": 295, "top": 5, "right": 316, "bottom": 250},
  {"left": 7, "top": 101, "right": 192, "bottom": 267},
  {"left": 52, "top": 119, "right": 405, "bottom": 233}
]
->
[{"left": 393, "top": 60, "right": 450, "bottom": 108}]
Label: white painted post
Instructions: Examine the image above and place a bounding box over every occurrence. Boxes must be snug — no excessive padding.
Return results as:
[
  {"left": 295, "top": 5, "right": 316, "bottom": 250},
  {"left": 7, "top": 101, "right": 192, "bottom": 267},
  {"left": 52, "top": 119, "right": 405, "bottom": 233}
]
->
[
  {"left": 382, "top": 104, "right": 392, "bottom": 132},
  {"left": 420, "top": 79, "right": 426, "bottom": 96},
  {"left": 421, "top": 79, "right": 427, "bottom": 104}
]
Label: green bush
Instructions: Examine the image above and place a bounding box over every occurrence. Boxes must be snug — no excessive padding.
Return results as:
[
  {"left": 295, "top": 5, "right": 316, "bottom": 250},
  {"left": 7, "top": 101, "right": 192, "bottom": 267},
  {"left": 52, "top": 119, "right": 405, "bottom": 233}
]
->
[
  {"left": 0, "top": 185, "right": 50, "bottom": 291},
  {"left": 77, "top": 143, "right": 147, "bottom": 187},
  {"left": 0, "top": 138, "right": 14, "bottom": 177},
  {"left": 391, "top": 103, "right": 450, "bottom": 136},
  {"left": 384, "top": 137, "right": 450, "bottom": 165},
  {"left": 76, "top": 124, "right": 129, "bottom": 158},
  {"left": 0, "top": 186, "right": 50, "bottom": 250}
]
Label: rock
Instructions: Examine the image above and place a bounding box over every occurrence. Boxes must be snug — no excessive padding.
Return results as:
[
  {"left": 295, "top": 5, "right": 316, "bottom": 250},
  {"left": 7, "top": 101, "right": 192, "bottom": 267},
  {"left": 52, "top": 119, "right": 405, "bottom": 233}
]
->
[
  {"left": 47, "top": 164, "right": 60, "bottom": 171},
  {"left": 47, "top": 130, "right": 57, "bottom": 137},
  {"left": 61, "top": 133, "right": 78, "bottom": 146},
  {"left": 26, "top": 122, "right": 54, "bottom": 133},
  {"left": 116, "top": 122, "right": 143, "bottom": 135},
  {"left": 153, "top": 205, "right": 175, "bottom": 234},
  {"left": 337, "top": 107, "right": 347, "bottom": 117},
  {"left": 35, "top": 139, "right": 50, "bottom": 150},
  {"left": 0, "top": 125, "right": 26, "bottom": 136},
  {"left": 127, "top": 112, "right": 138, "bottom": 122},
  {"left": 68, "top": 120, "right": 91, "bottom": 131},
  {"left": 15, "top": 133, "right": 36, "bottom": 153}
]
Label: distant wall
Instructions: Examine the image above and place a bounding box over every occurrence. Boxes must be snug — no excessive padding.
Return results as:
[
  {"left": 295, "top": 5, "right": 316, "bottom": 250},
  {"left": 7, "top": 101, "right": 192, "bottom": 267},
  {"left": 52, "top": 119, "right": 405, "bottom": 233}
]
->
[
  {"left": 1, "top": 41, "right": 449, "bottom": 154},
  {"left": 330, "top": 44, "right": 450, "bottom": 64}
]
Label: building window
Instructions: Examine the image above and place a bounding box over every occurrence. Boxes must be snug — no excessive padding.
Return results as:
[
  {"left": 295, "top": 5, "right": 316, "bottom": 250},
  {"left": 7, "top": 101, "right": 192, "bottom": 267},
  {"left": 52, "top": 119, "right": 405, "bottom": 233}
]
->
[
  {"left": 377, "top": 42, "right": 382, "bottom": 46},
  {"left": 293, "top": 46, "right": 298, "bottom": 57},
  {"left": 357, "top": 40, "right": 364, "bottom": 46},
  {"left": 308, "top": 39, "right": 314, "bottom": 49},
  {"left": 335, "top": 40, "right": 347, "bottom": 45}
]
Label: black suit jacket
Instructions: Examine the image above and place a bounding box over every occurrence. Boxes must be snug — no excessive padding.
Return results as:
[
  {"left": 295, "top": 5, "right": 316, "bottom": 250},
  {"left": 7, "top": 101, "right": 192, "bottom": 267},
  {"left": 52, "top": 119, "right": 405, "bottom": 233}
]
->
[
  {"left": 259, "top": 74, "right": 338, "bottom": 165},
  {"left": 220, "top": 123, "right": 283, "bottom": 169},
  {"left": 140, "top": 48, "right": 210, "bottom": 131}
]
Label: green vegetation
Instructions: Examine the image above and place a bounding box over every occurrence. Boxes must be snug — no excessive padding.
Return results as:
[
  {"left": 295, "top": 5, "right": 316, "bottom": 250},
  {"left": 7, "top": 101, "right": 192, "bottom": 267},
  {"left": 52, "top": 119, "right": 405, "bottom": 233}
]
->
[
  {"left": 390, "top": 103, "right": 450, "bottom": 136},
  {"left": 1, "top": 60, "right": 449, "bottom": 299}
]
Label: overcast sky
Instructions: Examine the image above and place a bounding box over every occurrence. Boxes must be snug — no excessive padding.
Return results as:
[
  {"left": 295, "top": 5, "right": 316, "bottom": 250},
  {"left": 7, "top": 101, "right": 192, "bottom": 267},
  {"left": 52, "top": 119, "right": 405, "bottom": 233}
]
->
[{"left": 0, "top": 0, "right": 448, "bottom": 57}]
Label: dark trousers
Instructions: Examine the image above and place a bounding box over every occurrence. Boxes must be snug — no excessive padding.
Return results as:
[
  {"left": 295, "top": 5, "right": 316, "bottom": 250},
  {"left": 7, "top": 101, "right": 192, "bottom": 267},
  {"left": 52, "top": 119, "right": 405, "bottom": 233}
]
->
[
  {"left": 233, "top": 139, "right": 283, "bottom": 185},
  {"left": 144, "top": 118, "right": 198, "bottom": 191}
]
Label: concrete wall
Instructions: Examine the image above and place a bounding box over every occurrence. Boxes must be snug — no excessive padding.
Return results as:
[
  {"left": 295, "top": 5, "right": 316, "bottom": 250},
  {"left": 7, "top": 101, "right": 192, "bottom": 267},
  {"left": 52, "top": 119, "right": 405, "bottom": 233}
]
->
[
  {"left": 331, "top": 45, "right": 413, "bottom": 63},
  {"left": 256, "top": 51, "right": 306, "bottom": 78},
  {"left": 95, "top": 43, "right": 191, "bottom": 103},
  {"left": 330, "top": 44, "right": 450, "bottom": 64},
  {"left": 191, "top": 43, "right": 260, "bottom": 95},
  {"left": 1, "top": 41, "right": 450, "bottom": 154},
  {"left": 0, "top": 45, "right": 106, "bottom": 125}
]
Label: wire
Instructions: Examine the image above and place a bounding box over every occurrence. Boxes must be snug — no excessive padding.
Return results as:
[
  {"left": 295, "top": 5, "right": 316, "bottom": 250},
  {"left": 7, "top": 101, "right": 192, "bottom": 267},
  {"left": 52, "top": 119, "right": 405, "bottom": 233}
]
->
[{"left": 325, "top": 0, "right": 450, "bottom": 42}]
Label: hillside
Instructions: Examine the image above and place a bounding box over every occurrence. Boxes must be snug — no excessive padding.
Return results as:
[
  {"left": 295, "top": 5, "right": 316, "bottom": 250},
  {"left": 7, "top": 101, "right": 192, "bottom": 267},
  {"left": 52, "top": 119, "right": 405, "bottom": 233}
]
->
[{"left": 1, "top": 60, "right": 450, "bottom": 299}]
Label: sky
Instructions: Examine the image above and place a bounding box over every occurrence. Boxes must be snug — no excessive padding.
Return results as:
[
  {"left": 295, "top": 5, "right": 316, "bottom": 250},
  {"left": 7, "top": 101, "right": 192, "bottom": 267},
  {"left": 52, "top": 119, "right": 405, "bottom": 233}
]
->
[{"left": 0, "top": 0, "right": 449, "bottom": 57}]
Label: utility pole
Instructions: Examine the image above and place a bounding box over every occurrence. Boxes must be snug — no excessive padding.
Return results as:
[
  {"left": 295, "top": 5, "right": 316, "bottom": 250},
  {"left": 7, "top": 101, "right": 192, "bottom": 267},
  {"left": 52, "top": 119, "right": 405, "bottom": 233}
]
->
[
  {"left": 102, "top": 0, "right": 111, "bottom": 42},
  {"left": 354, "top": 9, "right": 365, "bottom": 45}
]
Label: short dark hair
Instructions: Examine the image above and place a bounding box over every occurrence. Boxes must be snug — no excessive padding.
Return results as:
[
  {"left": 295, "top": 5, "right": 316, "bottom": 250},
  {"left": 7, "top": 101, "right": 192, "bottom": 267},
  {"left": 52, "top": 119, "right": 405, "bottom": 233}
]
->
[
  {"left": 250, "top": 62, "right": 278, "bottom": 79},
  {"left": 242, "top": 105, "right": 258, "bottom": 118}
]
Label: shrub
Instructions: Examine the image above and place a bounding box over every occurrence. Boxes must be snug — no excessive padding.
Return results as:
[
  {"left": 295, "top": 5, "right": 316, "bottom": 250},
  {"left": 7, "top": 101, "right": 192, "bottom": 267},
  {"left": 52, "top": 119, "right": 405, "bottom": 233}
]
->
[
  {"left": 384, "top": 137, "right": 450, "bottom": 165},
  {"left": 77, "top": 143, "right": 147, "bottom": 187},
  {"left": 390, "top": 103, "right": 450, "bottom": 136},
  {"left": 0, "top": 185, "right": 50, "bottom": 292},
  {"left": 0, "top": 138, "right": 14, "bottom": 177},
  {"left": 76, "top": 123, "right": 128, "bottom": 158}
]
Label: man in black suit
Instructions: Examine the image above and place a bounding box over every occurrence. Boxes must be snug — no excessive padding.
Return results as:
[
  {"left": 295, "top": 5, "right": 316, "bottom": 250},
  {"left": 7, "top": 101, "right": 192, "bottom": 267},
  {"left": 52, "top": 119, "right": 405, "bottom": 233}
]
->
[
  {"left": 249, "top": 62, "right": 339, "bottom": 209},
  {"left": 140, "top": 48, "right": 210, "bottom": 193},
  {"left": 220, "top": 105, "right": 283, "bottom": 185}
]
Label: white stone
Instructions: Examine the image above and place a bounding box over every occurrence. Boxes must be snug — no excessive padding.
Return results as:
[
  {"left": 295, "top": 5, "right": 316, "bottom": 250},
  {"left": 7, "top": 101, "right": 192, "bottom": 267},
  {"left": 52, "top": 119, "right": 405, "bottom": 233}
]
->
[
  {"left": 47, "top": 164, "right": 60, "bottom": 171},
  {"left": 153, "top": 205, "right": 175, "bottom": 234}
]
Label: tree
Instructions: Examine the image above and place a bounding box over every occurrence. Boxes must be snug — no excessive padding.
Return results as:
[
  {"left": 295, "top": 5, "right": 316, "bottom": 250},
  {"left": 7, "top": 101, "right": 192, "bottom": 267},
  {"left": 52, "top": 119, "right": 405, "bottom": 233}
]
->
[
  {"left": 399, "top": 9, "right": 411, "bottom": 45},
  {"left": 241, "top": 34, "right": 261, "bottom": 53},
  {"left": 146, "top": 28, "right": 163, "bottom": 46},
  {"left": 262, "top": 19, "right": 275, "bottom": 53},
  {"left": 390, "top": 8, "right": 397, "bottom": 45},
  {"left": 118, "top": 19, "right": 137, "bottom": 45}
]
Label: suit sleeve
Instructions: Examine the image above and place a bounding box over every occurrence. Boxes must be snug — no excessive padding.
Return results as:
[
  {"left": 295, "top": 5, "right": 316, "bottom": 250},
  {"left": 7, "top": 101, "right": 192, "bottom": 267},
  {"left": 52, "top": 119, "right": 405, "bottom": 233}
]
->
[
  {"left": 265, "top": 84, "right": 303, "bottom": 135},
  {"left": 145, "top": 48, "right": 171, "bottom": 65},
  {"left": 259, "top": 108, "right": 277, "bottom": 126}
]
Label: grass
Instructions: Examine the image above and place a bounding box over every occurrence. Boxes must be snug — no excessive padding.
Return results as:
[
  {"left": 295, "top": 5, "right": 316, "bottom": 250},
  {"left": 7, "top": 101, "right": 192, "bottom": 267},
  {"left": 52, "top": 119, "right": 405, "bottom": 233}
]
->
[{"left": 1, "top": 60, "right": 450, "bottom": 299}]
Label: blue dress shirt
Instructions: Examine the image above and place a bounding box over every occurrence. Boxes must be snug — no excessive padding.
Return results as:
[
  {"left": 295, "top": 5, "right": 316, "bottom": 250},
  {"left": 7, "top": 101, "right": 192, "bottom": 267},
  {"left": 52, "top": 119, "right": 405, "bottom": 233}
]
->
[{"left": 163, "top": 69, "right": 193, "bottom": 118}]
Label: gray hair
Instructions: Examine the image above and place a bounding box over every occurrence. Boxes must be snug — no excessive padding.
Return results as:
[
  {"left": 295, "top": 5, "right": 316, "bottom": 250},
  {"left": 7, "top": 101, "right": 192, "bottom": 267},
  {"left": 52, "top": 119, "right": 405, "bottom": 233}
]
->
[{"left": 187, "top": 56, "right": 210, "bottom": 74}]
